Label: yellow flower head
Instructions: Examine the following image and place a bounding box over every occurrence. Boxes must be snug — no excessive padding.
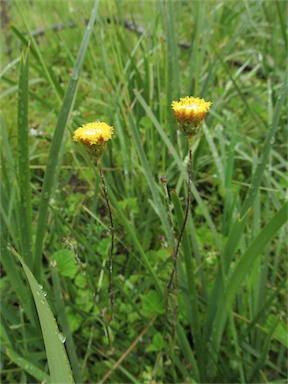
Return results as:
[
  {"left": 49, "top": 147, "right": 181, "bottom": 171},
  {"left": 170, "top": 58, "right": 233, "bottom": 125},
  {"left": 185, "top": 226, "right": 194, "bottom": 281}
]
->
[
  {"left": 171, "top": 96, "right": 212, "bottom": 136},
  {"left": 73, "top": 121, "right": 113, "bottom": 159}
]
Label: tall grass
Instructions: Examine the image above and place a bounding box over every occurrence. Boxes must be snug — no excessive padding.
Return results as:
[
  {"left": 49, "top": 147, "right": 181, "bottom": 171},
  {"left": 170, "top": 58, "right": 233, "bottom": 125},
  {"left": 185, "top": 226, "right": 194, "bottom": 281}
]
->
[{"left": 1, "top": 0, "right": 287, "bottom": 383}]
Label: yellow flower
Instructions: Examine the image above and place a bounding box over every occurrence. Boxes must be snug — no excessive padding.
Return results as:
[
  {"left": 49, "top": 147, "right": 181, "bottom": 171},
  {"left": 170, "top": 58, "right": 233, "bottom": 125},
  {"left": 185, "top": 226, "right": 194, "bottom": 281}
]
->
[
  {"left": 171, "top": 96, "right": 212, "bottom": 136},
  {"left": 73, "top": 121, "right": 113, "bottom": 159}
]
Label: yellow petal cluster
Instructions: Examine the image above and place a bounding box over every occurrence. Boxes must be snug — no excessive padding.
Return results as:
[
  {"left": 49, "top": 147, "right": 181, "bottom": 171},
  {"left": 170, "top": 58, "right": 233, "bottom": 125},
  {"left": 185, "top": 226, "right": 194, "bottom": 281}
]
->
[
  {"left": 73, "top": 122, "right": 113, "bottom": 159},
  {"left": 171, "top": 96, "right": 212, "bottom": 136},
  {"left": 73, "top": 122, "right": 113, "bottom": 145}
]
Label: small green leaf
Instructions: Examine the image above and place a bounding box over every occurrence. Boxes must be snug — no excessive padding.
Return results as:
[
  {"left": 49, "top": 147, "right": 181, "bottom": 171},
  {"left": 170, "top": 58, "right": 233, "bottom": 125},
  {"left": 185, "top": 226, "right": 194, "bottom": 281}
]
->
[
  {"left": 66, "top": 307, "right": 83, "bottom": 333},
  {"left": 75, "top": 273, "right": 87, "bottom": 288},
  {"left": 265, "top": 314, "right": 287, "bottom": 348},
  {"left": 51, "top": 249, "right": 78, "bottom": 278},
  {"left": 142, "top": 290, "right": 165, "bottom": 317},
  {"left": 145, "top": 332, "right": 165, "bottom": 352},
  {"left": 146, "top": 249, "right": 166, "bottom": 263},
  {"left": 95, "top": 237, "right": 111, "bottom": 258},
  {"left": 118, "top": 197, "right": 139, "bottom": 214}
]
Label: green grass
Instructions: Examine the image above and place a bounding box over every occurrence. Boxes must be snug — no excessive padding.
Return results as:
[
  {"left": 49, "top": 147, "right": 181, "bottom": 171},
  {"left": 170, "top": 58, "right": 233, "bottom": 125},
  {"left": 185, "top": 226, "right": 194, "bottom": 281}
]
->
[{"left": 1, "top": 0, "right": 287, "bottom": 383}]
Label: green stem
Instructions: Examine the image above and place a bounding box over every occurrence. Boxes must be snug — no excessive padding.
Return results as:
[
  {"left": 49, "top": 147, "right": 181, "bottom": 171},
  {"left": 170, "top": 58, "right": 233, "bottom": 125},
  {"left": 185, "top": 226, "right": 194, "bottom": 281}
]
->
[
  {"left": 166, "top": 136, "right": 193, "bottom": 340},
  {"left": 98, "top": 160, "right": 115, "bottom": 317},
  {"left": 167, "top": 137, "right": 193, "bottom": 293},
  {"left": 162, "top": 178, "right": 175, "bottom": 249}
]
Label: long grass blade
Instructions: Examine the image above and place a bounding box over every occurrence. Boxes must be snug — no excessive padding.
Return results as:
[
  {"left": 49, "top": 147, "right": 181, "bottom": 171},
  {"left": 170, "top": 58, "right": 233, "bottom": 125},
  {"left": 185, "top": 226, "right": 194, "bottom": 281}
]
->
[
  {"left": 1, "top": 117, "right": 36, "bottom": 325},
  {"left": 176, "top": 323, "right": 200, "bottom": 382},
  {"left": 225, "top": 70, "right": 287, "bottom": 270},
  {"left": 128, "top": 113, "right": 173, "bottom": 249},
  {"left": 34, "top": 0, "right": 100, "bottom": 278},
  {"left": 205, "top": 72, "right": 288, "bottom": 337},
  {"left": 51, "top": 270, "right": 82, "bottom": 383},
  {"left": 11, "top": 248, "right": 74, "bottom": 383},
  {"left": 211, "top": 201, "right": 287, "bottom": 355},
  {"left": 248, "top": 317, "right": 279, "bottom": 383},
  {"left": 171, "top": 191, "right": 204, "bottom": 380},
  {"left": 17, "top": 45, "right": 33, "bottom": 269},
  {"left": 13, "top": 4, "right": 63, "bottom": 105},
  {"left": 6, "top": 348, "right": 51, "bottom": 383},
  {"left": 166, "top": 0, "right": 180, "bottom": 103}
]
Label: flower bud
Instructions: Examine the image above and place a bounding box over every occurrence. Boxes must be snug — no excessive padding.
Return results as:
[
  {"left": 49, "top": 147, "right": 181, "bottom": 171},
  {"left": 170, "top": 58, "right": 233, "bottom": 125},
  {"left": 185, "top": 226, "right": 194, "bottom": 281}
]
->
[
  {"left": 171, "top": 96, "right": 212, "bottom": 136},
  {"left": 73, "top": 121, "right": 113, "bottom": 159}
]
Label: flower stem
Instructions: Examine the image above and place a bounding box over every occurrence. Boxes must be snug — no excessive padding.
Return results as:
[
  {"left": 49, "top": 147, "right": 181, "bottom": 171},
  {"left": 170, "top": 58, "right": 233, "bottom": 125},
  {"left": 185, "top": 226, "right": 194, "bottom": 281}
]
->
[
  {"left": 98, "top": 160, "right": 115, "bottom": 317},
  {"left": 167, "top": 136, "right": 193, "bottom": 323},
  {"left": 161, "top": 177, "right": 176, "bottom": 251}
]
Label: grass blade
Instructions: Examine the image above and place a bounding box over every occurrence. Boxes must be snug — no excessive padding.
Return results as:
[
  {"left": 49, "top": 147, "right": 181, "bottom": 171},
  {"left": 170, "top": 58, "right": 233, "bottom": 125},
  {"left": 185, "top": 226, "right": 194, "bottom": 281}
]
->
[
  {"left": 248, "top": 317, "right": 279, "bottom": 382},
  {"left": 17, "top": 45, "right": 33, "bottom": 269},
  {"left": 6, "top": 348, "right": 51, "bottom": 383},
  {"left": 128, "top": 113, "right": 173, "bottom": 249},
  {"left": 1, "top": 117, "right": 36, "bottom": 325},
  {"left": 13, "top": 4, "right": 63, "bottom": 105},
  {"left": 226, "top": 70, "right": 287, "bottom": 270},
  {"left": 171, "top": 191, "right": 204, "bottom": 380},
  {"left": 51, "top": 270, "right": 82, "bottom": 383},
  {"left": 202, "top": 124, "right": 225, "bottom": 187},
  {"left": 176, "top": 323, "right": 200, "bottom": 382},
  {"left": 206, "top": 72, "right": 288, "bottom": 337},
  {"left": 0, "top": 246, "right": 36, "bottom": 326},
  {"left": 211, "top": 201, "right": 288, "bottom": 355},
  {"left": 11, "top": 248, "right": 74, "bottom": 383},
  {"left": 34, "top": 0, "right": 100, "bottom": 278},
  {"left": 166, "top": 0, "right": 180, "bottom": 103}
]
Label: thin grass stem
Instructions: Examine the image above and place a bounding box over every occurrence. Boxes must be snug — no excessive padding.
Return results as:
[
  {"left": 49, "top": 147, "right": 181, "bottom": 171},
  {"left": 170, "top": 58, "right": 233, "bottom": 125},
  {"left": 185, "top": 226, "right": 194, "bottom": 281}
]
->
[
  {"left": 161, "top": 176, "right": 175, "bottom": 248},
  {"left": 166, "top": 136, "right": 193, "bottom": 337},
  {"left": 97, "top": 160, "right": 115, "bottom": 317},
  {"left": 167, "top": 137, "right": 193, "bottom": 290}
]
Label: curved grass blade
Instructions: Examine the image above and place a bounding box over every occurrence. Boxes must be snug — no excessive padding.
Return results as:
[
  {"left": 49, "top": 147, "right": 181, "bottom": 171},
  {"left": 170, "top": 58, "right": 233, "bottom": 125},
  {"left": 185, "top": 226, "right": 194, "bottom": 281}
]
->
[
  {"left": 34, "top": 0, "right": 100, "bottom": 278},
  {"left": 11, "top": 248, "right": 74, "bottom": 384},
  {"left": 51, "top": 269, "right": 82, "bottom": 383},
  {"left": 6, "top": 348, "right": 51, "bottom": 383},
  {"left": 0, "top": 246, "right": 36, "bottom": 326}
]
